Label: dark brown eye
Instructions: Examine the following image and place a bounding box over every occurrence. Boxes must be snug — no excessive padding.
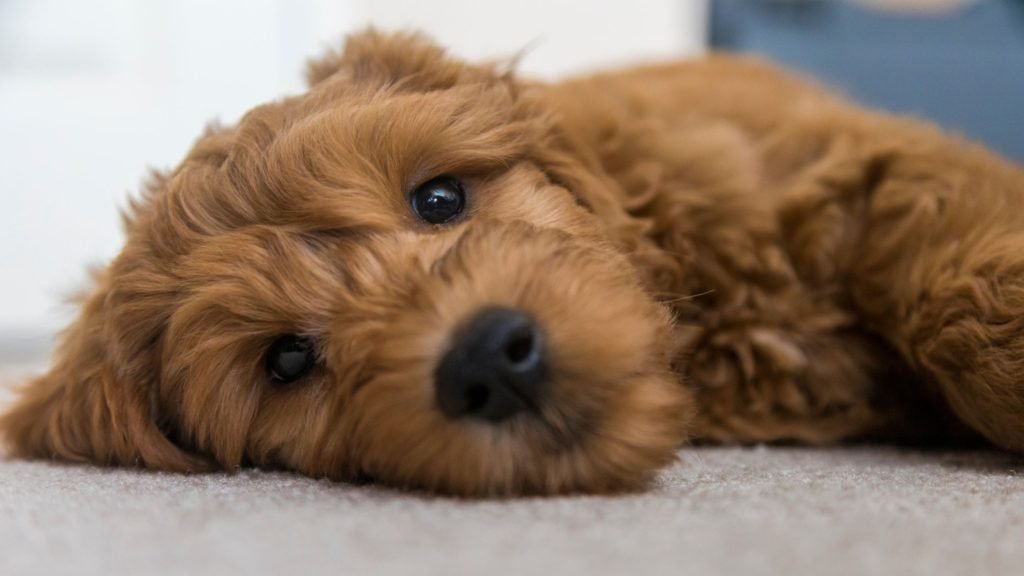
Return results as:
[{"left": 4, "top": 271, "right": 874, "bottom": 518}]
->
[
  {"left": 411, "top": 176, "right": 466, "bottom": 224},
  {"left": 266, "top": 335, "right": 315, "bottom": 384}
]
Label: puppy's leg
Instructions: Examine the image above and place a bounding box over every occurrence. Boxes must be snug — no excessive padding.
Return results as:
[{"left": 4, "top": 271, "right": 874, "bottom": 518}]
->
[
  {"left": 653, "top": 178, "right": 919, "bottom": 444},
  {"left": 845, "top": 150, "right": 1024, "bottom": 450},
  {"left": 657, "top": 142, "right": 990, "bottom": 447}
]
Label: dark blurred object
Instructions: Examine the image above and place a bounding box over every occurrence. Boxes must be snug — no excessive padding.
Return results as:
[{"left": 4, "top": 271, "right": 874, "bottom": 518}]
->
[{"left": 710, "top": 0, "right": 1024, "bottom": 163}]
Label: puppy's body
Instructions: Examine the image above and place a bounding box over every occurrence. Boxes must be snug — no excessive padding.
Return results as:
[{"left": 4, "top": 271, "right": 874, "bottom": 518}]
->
[
  {"left": 3, "top": 31, "right": 1023, "bottom": 495},
  {"left": 541, "top": 57, "right": 1018, "bottom": 446}
]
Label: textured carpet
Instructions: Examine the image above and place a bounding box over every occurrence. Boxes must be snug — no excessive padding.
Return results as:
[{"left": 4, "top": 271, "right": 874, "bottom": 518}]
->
[
  {"left": 1, "top": 445, "right": 1022, "bottom": 576},
  {"left": 2, "top": 365, "right": 1022, "bottom": 575}
]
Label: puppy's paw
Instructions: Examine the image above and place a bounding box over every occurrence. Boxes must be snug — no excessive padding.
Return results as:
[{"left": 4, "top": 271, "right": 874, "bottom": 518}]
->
[{"left": 681, "top": 323, "right": 881, "bottom": 443}]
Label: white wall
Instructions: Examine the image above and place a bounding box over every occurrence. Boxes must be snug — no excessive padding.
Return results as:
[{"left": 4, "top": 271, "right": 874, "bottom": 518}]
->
[{"left": 0, "top": 0, "right": 707, "bottom": 361}]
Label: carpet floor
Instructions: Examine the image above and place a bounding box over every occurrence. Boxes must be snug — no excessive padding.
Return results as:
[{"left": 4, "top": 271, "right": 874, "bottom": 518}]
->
[
  {"left": 2, "top": 366, "right": 1022, "bottom": 575},
  {"left": 1, "top": 445, "right": 1022, "bottom": 576}
]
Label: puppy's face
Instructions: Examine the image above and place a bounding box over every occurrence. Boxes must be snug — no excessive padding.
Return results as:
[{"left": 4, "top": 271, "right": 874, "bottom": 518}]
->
[{"left": 1, "top": 31, "right": 692, "bottom": 495}]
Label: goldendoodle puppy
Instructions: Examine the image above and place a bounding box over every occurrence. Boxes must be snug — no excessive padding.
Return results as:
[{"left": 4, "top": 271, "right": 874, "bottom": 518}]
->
[{"left": 3, "top": 30, "right": 1023, "bottom": 495}]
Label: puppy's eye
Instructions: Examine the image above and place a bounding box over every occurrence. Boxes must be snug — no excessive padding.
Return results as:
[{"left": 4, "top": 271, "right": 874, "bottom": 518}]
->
[
  {"left": 411, "top": 176, "right": 466, "bottom": 224},
  {"left": 266, "top": 335, "right": 315, "bottom": 384}
]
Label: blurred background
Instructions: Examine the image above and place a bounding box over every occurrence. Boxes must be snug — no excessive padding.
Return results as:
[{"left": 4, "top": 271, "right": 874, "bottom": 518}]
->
[{"left": 1, "top": 0, "right": 1022, "bottom": 368}]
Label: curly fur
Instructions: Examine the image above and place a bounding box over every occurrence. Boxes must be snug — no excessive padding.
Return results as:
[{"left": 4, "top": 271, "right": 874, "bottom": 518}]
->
[{"left": 3, "top": 30, "right": 1023, "bottom": 495}]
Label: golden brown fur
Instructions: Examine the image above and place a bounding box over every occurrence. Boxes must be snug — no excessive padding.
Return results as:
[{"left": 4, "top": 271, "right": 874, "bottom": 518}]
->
[{"left": 3, "top": 30, "right": 1023, "bottom": 495}]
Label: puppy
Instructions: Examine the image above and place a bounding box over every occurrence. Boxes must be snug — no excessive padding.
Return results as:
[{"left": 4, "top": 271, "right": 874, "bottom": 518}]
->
[{"left": 3, "top": 30, "right": 1024, "bottom": 495}]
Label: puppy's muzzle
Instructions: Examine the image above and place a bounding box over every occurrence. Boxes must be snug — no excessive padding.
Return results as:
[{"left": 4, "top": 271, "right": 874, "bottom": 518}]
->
[{"left": 434, "top": 307, "right": 548, "bottom": 422}]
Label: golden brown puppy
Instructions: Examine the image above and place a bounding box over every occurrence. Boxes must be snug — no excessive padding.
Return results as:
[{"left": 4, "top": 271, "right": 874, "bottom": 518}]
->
[{"left": 3, "top": 30, "right": 1024, "bottom": 495}]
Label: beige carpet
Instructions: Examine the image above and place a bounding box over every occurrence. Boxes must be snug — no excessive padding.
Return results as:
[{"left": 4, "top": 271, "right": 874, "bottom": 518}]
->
[
  {"left": 2, "top": 366, "right": 1022, "bottom": 575},
  {"left": 1, "top": 444, "right": 1022, "bottom": 576}
]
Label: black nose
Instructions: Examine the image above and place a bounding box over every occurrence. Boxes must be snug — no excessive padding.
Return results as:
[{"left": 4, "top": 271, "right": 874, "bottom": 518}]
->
[{"left": 435, "top": 307, "right": 548, "bottom": 422}]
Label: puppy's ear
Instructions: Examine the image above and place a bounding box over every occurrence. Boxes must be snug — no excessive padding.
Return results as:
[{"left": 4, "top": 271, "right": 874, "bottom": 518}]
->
[
  {"left": 306, "top": 28, "right": 492, "bottom": 90},
  {"left": 532, "top": 128, "right": 684, "bottom": 292},
  {"left": 0, "top": 264, "right": 205, "bottom": 471}
]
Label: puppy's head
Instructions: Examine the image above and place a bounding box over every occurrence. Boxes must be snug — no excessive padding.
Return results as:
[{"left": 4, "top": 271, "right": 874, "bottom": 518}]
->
[{"left": 1, "top": 30, "right": 692, "bottom": 495}]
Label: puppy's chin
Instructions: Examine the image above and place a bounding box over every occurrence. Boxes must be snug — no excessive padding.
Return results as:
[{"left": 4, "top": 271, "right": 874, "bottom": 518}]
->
[{"left": 338, "top": 223, "right": 694, "bottom": 495}]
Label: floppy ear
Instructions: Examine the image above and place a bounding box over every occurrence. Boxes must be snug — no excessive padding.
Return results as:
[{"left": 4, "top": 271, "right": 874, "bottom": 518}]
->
[
  {"left": 306, "top": 28, "right": 502, "bottom": 90},
  {"left": 529, "top": 122, "right": 684, "bottom": 293},
  {"left": 0, "top": 262, "right": 206, "bottom": 471}
]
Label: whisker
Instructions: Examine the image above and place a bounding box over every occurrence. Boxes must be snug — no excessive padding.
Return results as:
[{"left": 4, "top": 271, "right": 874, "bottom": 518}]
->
[{"left": 657, "top": 288, "right": 716, "bottom": 305}]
